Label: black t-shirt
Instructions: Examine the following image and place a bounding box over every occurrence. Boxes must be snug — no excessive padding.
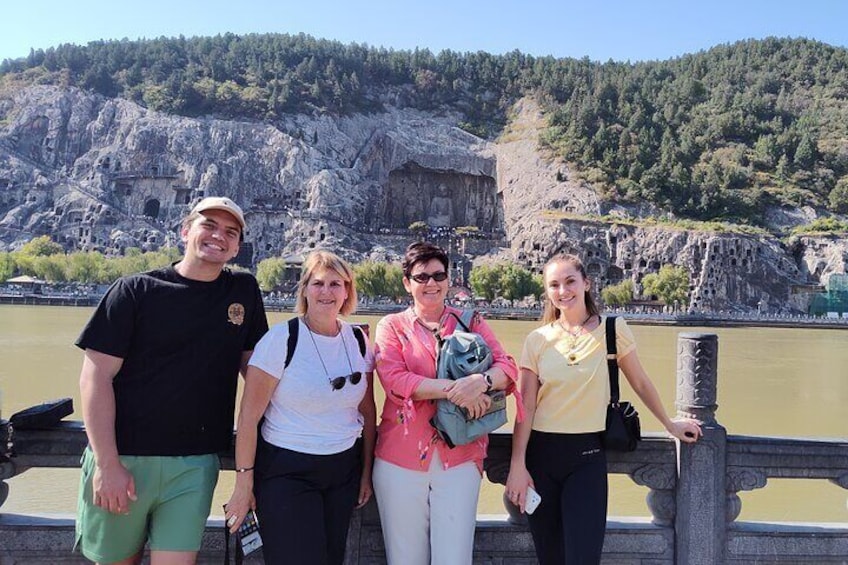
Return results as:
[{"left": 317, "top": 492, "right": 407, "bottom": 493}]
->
[{"left": 76, "top": 265, "right": 269, "bottom": 456}]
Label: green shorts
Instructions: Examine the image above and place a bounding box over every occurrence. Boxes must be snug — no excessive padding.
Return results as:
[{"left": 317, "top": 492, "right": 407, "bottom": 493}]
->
[{"left": 75, "top": 447, "right": 220, "bottom": 563}]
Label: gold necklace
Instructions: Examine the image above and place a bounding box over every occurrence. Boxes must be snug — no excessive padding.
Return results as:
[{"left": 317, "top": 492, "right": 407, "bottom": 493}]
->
[{"left": 560, "top": 314, "right": 593, "bottom": 365}]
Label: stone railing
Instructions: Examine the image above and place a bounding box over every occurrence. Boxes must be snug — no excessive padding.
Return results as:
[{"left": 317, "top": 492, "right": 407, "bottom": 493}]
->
[{"left": 1, "top": 332, "right": 847, "bottom": 564}]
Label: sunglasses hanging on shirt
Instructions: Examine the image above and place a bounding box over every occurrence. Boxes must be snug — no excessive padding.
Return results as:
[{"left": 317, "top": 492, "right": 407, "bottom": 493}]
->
[
  {"left": 304, "top": 319, "right": 361, "bottom": 391},
  {"left": 329, "top": 371, "right": 362, "bottom": 390}
]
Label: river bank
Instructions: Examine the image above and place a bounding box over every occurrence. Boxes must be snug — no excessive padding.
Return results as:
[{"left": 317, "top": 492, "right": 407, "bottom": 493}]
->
[{"left": 4, "top": 292, "right": 847, "bottom": 329}]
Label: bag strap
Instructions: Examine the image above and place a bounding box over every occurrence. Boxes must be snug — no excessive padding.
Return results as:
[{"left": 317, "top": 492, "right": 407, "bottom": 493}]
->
[
  {"left": 224, "top": 524, "right": 244, "bottom": 565},
  {"left": 284, "top": 317, "right": 299, "bottom": 368},
  {"left": 285, "top": 317, "right": 366, "bottom": 368},
  {"left": 605, "top": 315, "right": 621, "bottom": 404},
  {"left": 459, "top": 309, "right": 476, "bottom": 331},
  {"left": 352, "top": 325, "right": 367, "bottom": 357},
  {"left": 444, "top": 309, "right": 476, "bottom": 334}
]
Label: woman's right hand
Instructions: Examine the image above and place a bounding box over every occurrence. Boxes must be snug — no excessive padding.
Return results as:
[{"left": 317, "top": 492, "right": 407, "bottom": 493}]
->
[
  {"left": 224, "top": 481, "right": 255, "bottom": 533},
  {"left": 505, "top": 464, "right": 534, "bottom": 513}
]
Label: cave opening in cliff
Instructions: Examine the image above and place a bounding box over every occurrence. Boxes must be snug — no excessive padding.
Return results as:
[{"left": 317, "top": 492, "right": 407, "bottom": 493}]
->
[
  {"left": 377, "top": 163, "right": 501, "bottom": 233},
  {"left": 143, "top": 199, "right": 161, "bottom": 220}
]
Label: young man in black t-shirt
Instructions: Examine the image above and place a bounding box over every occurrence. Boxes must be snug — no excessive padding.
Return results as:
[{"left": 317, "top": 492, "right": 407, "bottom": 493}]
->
[{"left": 74, "top": 197, "right": 268, "bottom": 565}]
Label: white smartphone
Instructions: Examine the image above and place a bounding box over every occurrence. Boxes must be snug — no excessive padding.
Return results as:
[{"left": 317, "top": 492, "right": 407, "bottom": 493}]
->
[
  {"left": 525, "top": 486, "right": 542, "bottom": 515},
  {"left": 224, "top": 505, "right": 263, "bottom": 556},
  {"left": 237, "top": 509, "right": 263, "bottom": 556}
]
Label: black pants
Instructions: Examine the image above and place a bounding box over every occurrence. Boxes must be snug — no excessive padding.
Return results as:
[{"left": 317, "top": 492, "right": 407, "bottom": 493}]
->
[
  {"left": 254, "top": 437, "right": 361, "bottom": 565},
  {"left": 526, "top": 430, "right": 608, "bottom": 565}
]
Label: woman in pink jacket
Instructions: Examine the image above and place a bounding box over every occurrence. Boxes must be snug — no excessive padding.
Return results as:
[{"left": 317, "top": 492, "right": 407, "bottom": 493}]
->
[{"left": 373, "top": 242, "right": 518, "bottom": 565}]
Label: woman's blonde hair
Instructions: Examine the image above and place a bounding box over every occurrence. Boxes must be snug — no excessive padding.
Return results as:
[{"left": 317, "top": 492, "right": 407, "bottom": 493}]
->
[
  {"left": 541, "top": 253, "right": 600, "bottom": 324},
  {"left": 295, "top": 250, "right": 358, "bottom": 316}
]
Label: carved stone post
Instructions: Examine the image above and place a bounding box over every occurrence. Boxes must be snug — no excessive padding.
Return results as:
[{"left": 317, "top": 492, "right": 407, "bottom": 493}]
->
[{"left": 674, "top": 332, "right": 727, "bottom": 565}]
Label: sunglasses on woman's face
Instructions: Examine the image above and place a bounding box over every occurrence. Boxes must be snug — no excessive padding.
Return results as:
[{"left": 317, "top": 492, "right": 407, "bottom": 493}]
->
[
  {"left": 409, "top": 271, "right": 448, "bottom": 284},
  {"left": 329, "top": 372, "right": 362, "bottom": 390}
]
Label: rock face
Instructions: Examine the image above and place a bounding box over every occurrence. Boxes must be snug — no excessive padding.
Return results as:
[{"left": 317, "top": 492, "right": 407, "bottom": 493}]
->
[
  {"left": 0, "top": 85, "right": 845, "bottom": 313},
  {"left": 509, "top": 215, "right": 815, "bottom": 313}
]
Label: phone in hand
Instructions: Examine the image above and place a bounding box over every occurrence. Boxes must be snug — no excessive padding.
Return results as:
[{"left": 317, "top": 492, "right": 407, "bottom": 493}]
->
[
  {"left": 225, "top": 505, "right": 263, "bottom": 556},
  {"left": 525, "top": 486, "right": 542, "bottom": 515},
  {"left": 237, "top": 509, "right": 263, "bottom": 556}
]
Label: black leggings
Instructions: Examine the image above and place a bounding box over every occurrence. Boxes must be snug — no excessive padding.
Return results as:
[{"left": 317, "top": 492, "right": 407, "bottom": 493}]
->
[
  {"left": 254, "top": 437, "right": 361, "bottom": 565},
  {"left": 526, "top": 430, "right": 608, "bottom": 565}
]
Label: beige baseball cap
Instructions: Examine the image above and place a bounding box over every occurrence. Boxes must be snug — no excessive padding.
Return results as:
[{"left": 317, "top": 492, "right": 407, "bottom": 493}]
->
[{"left": 191, "top": 196, "right": 246, "bottom": 228}]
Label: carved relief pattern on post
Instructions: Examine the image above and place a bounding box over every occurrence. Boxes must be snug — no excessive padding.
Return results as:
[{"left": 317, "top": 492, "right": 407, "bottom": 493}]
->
[{"left": 676, "top": 333, "right": 718, "bottom": 425}]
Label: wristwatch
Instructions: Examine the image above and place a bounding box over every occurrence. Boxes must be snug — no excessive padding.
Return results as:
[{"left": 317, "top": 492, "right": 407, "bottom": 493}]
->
[{"left": 482, "top": 371, "right": 494, "bottom": 393}]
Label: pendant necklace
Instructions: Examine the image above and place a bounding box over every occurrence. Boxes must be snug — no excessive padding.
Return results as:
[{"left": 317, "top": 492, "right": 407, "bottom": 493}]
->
[
  {"left": 303, "top": 317, "right": 354, "bottom": 386},
  {"left": 560, "top": 313, "right": 594, "bottom": 365}
]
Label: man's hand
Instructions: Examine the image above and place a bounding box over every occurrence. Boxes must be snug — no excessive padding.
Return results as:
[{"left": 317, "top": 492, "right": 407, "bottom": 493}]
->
[{"left": 92, "top": 461, "right": 137, "bottom": 514}]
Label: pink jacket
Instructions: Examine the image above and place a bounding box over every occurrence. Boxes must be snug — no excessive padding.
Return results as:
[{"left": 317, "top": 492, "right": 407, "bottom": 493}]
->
[{"left": 374, "top": 306, "right": 518, "bottom": 472}]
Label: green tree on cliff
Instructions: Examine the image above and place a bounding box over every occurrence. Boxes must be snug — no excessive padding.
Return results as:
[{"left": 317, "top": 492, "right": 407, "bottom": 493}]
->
[
  {"left": 14, "top": 236, "right": 65, "bottom": 278},
  {"left": 641, "top": 265, "right": 690, "bottom": 307},
  {"left": 408, "top": 222, "right": 429, "bottom": 241},
  {"left": 31, "top": 254, "right": 68, "bottom": 282},
  {"left": 828, "top": 177, "right": 848, "bottom": 213},
  {"left": 601, "top": 279, "right": 634, "bottom": 307},
  {"left": 0, "top": 252, "right": 15, "bottom": 282},
  {"left": 469, "top": 263, "right": 542, "bottom": 302},
  {"left": 256, "top": 256, "right": 287, "bottom": 292},
  {"left": 498, "top": 264, "right": 543, "bottom": 301},
  {"left": 468, "top": 264, "right": 501, "bottom": 301},
  {"left": 353, "top": 261, "right": 405, "bottom": 299},
  {"left": 18, "top": 236, "right": 64, "bottom": 257},
  {"left": 66, "top": 252, "right": 107, "bottom": 283}
]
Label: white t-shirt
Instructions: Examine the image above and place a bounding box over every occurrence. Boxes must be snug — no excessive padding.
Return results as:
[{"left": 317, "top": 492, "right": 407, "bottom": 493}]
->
[{"left": 248, "top": 318, "right": 375, "bottom": 455}]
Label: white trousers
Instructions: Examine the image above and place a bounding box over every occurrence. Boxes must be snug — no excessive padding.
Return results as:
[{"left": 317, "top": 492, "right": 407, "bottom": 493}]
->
[{"left": 373, "top": 450, "right": 482, "bottom": 565}]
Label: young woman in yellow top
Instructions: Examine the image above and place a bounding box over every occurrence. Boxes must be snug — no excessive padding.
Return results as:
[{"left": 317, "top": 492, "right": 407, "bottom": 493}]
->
[{"left": 505, "top": 253, "right": 702, "bottom": 564}]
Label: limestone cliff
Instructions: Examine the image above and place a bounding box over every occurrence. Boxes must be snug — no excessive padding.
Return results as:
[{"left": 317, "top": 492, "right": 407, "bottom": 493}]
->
[{"left": 0, "top": 85, "right": 844, "bottom": 313}]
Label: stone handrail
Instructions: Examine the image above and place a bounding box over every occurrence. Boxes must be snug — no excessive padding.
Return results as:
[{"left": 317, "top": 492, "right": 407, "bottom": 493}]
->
[{"left": 2, "top": 332, "right": 847, "bottom": 563}]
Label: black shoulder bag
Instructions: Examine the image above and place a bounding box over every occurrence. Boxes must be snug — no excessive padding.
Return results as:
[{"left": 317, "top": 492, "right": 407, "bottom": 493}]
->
[{"left": 601, "top": 316, "right": 641, "bottom": 451}]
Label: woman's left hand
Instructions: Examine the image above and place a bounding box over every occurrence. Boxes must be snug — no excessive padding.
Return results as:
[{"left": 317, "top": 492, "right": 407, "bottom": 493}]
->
[
  {"left": 355, "top": 474, "right": 373, "bottom": 509},
  {"left": 445, "top": 373, "right": 488, "bottom": 407},
  {"left": 224, "top": 482, "right": 255, "bottom": 533},
  {"left": 464, "top": 393, "right": 492, "bottom": 420},
  {"left": 667, "top": 418, "right": 703, "bottom": 443}
]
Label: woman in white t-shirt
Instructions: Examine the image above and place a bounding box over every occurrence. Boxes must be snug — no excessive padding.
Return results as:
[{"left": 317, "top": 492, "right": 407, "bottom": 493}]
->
[
  {"left": 505, "top": 253, "right": 702, "bottom": 564},
  {"left": 224, "top": 250, "right": 376, "bottom": 565}
]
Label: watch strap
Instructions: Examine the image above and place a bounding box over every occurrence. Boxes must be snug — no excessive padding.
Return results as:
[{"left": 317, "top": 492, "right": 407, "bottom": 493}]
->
[{"left": 483, "top": 371, "right": 494, "bottom": 392}]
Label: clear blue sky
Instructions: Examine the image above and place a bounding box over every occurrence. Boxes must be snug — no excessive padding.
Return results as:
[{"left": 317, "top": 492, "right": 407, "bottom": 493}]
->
[{"left": 2, "top": 0, "right": 847, "bottom": 63}]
